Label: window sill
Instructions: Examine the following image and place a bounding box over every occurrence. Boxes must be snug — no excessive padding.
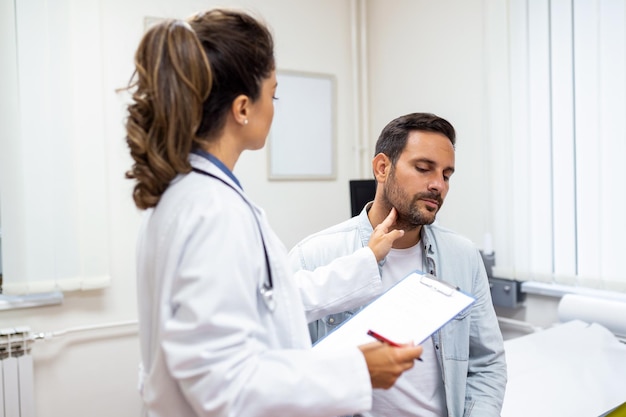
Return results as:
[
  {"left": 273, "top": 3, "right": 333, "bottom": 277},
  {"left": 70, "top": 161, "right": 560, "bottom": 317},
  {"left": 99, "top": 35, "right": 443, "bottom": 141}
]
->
[
  {"left": 521, "top": 281, "right": 626, "bottom": 302},
  {"left": 0, "top": 291, "right": 63, "bottom": 310}
]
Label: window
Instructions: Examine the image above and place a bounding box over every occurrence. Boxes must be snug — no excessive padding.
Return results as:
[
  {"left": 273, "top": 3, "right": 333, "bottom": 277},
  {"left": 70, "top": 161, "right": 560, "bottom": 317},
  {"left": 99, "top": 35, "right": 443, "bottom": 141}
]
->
[
  {"left": 490, "top": 0, "right": 626, "bottom": 293},
  {"left": 0, "top": 0, "right": 110, "bottom": 295}
]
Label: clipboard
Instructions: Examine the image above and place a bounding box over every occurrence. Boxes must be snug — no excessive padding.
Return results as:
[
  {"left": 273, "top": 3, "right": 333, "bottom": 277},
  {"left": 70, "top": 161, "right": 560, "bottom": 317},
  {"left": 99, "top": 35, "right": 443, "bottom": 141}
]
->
[{"left": 314, "top": 271, "right": 475, "bottom": 350}]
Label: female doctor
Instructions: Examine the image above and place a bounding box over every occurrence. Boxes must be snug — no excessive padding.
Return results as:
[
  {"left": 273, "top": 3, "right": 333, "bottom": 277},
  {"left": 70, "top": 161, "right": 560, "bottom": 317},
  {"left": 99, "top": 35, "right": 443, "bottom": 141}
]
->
[{"left": 124, "top": 8, "right": 423, "bottom": 417}]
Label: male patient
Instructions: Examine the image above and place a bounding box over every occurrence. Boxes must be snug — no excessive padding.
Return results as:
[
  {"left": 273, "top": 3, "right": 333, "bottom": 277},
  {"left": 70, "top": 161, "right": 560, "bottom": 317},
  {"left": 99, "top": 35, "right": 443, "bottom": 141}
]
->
[{"left": 289, "top": 112, "right": 507, "bottom": 417}]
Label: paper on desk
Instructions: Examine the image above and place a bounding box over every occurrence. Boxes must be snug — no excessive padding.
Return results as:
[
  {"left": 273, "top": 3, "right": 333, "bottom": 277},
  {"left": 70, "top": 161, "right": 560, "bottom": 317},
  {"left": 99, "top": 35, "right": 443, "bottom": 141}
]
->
[
  {"left": 314, "top": 271, "right": 475, "bottom": 350},
  {"left": 502, "top": 320, "right": 626, "bottom": 417}
]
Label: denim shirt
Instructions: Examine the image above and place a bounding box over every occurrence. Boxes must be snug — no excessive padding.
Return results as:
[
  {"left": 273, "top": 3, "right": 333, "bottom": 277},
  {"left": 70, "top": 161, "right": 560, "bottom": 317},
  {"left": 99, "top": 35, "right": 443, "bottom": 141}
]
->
[{"left": 289, "top": 205, "right": 507, "bottom": 417}]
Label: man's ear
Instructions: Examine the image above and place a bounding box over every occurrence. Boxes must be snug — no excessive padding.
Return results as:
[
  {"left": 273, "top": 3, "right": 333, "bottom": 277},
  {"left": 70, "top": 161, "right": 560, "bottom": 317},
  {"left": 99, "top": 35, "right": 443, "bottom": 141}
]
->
[
  {"left": 372, "top": 153, "right": 391, "bottom": 182},
  {"left": 231, "top": 94, "right": 250, "bottom": 126}
]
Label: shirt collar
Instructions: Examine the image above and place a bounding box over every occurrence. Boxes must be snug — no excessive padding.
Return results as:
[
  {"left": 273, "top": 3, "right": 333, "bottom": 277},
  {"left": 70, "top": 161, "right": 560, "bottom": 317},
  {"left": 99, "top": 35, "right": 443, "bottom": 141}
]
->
[{"left": 191, "top": 149, "right": 242, "bottom": 189}]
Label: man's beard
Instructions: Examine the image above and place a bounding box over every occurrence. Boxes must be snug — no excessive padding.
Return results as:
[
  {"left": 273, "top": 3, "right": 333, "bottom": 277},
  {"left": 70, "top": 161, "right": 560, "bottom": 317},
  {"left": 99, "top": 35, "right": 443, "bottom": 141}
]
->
[{"left": 382, "top": 170, "right": 442, "bottom": 231}]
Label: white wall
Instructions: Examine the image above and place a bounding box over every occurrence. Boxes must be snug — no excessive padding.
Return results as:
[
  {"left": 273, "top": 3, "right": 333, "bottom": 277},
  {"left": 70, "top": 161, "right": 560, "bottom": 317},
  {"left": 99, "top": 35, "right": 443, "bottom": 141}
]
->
[
  {"left": 367, "top": 0, "right": 492, "bottom": 247},
  {"left": 2, "top": 1, "right": 563, "bottom": 416}
]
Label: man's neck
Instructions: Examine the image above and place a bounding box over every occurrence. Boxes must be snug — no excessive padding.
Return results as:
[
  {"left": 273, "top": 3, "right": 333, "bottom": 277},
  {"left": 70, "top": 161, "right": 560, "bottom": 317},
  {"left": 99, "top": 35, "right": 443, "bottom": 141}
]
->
[
  {"left": 367, "top": 202, "right": 422, "bottom": 249},
  {"left": 391, "top": 227, "right": 421, "bottom": 249}
]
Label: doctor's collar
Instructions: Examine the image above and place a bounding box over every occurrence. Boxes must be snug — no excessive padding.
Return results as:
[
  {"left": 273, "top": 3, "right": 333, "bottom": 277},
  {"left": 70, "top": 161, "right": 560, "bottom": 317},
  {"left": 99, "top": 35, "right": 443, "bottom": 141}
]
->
[{"left": 191, "top": 149, "right": 242, "bottom": 189}]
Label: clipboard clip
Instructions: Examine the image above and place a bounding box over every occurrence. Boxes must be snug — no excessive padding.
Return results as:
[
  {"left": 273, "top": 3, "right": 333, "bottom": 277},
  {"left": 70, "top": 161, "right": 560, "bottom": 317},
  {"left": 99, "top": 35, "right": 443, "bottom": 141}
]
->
[{"left": 420, "top": 274, "right": 457, "bottom": 296}]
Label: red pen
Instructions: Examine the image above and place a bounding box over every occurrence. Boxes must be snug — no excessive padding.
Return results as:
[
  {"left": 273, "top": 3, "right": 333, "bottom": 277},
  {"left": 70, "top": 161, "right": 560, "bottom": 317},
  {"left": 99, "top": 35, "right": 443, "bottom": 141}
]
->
[{"left": 367, "top": 329, "right": 423, "bottom": 361}]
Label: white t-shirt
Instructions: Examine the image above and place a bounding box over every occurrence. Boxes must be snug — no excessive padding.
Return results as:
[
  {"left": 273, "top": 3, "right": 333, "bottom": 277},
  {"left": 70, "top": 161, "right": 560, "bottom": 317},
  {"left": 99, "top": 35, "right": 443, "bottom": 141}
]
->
[{"left": 363, "top": 243, "right": 446, "bottom": 417}]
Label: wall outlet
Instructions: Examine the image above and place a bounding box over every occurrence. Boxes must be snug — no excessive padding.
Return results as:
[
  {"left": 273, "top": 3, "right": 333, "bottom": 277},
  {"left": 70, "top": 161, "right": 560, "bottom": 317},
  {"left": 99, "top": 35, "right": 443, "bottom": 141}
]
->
[{"left": 489, "top": 277, "right": 525, "bottom": 308}]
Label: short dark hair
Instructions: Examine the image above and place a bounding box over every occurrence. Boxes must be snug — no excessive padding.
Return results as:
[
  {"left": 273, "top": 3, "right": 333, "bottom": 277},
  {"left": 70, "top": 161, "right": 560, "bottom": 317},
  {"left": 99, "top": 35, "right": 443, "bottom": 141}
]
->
[{"left": 374, "top": 113, "right": 456, "bottom": 164}]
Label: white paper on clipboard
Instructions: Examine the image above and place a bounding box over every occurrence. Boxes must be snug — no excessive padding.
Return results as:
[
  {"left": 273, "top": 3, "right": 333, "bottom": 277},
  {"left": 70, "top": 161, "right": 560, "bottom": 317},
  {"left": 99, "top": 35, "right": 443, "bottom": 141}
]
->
[{"left": 314, "top": 271, "right": 475, "bottom": 350}]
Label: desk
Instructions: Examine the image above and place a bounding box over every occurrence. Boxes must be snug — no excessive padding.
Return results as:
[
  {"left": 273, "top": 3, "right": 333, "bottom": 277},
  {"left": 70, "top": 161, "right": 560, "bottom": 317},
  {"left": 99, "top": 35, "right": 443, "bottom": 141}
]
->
[{"left": 502, "top": 320, "right": 626, "bottom": 417}]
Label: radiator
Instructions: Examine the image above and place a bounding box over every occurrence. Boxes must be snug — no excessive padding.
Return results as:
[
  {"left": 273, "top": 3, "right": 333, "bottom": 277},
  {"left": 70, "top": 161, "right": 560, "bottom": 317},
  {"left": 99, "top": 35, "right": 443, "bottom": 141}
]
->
[{"left": 0, "top": 327, "right": 35, "bottom": 417}]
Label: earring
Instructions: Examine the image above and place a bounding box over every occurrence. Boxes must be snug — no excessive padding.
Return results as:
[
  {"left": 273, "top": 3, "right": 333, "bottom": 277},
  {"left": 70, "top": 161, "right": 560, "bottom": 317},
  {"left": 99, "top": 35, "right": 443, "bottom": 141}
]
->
[{"left": 243, "top": 119, "right": 249, "bottom": 125}]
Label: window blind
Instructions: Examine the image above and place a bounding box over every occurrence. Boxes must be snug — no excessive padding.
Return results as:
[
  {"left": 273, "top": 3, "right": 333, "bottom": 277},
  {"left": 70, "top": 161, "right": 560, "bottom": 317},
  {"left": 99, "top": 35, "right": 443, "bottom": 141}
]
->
[
  {"left": 492, "top": 0, "right": 626, "bottom": 293},
  {"left": 0, "top": 0, "right": 110, "bottom": 295}
]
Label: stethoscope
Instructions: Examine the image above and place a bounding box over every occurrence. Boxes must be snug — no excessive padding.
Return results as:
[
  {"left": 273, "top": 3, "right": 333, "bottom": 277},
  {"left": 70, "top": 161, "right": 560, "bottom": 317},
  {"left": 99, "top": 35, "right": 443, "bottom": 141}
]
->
[{"left": 191, "top": 151, "right": 276, "bottom": 312}]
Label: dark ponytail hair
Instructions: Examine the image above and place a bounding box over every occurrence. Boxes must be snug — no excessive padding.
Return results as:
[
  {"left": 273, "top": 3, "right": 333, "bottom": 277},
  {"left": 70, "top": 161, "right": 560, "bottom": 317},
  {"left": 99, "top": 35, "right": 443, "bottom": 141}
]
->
[
  {"left": 125, "top": 9, "right": 275, "bottom": 209},
  {"left": 189, "top": 10, "right": 275, "bottom": 138}
]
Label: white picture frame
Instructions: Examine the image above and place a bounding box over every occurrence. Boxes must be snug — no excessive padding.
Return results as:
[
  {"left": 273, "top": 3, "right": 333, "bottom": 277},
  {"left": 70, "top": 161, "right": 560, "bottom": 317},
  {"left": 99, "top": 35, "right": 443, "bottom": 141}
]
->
[{"left": 268, "top": 70, "right": 336, "bottom": 180}]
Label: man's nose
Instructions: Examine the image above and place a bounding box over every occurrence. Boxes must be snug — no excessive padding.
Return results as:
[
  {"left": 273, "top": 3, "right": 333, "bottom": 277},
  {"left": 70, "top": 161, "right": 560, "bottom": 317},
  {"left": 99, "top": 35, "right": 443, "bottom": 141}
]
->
[{"left": 427, "top": 174, "right": 445, "bottom": 192}]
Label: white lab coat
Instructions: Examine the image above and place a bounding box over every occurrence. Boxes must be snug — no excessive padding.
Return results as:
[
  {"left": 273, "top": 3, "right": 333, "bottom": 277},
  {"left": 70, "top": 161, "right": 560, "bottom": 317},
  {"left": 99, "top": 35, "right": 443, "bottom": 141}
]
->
[{"left": 136, "top": 154, "right": 382, "bottom": 417}]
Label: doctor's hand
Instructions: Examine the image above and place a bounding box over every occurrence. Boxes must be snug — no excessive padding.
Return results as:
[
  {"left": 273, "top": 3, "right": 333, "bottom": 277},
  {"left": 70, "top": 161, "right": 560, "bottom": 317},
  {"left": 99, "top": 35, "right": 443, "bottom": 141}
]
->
[
  {"left": 358, "top": 341, "right": 423, "bottom": 389},
  {"left": 368, "top": 207, "right": 405, "bottom": 262}
]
